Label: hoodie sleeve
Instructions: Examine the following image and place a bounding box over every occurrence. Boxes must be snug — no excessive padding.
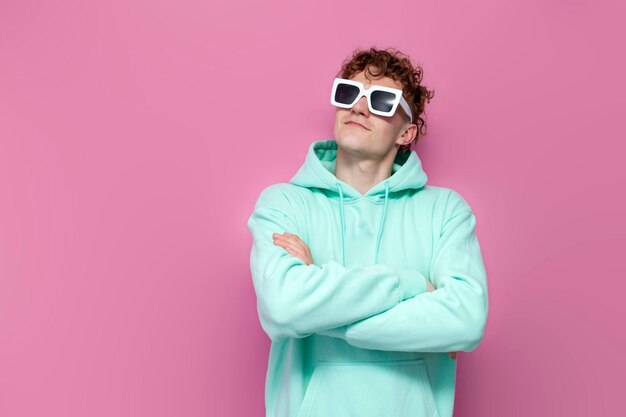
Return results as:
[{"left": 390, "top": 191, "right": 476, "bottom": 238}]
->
[
  {"left": 247, "top": 184, "right": 429, "bottom": 341},
  {"left": 318, "top": 190, "right": 489, "bottom": 353}
]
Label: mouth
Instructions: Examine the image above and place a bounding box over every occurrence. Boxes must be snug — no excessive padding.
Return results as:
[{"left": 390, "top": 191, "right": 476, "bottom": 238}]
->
[{"left": 345, "top": 121, "right": 369, "bottom": 130}]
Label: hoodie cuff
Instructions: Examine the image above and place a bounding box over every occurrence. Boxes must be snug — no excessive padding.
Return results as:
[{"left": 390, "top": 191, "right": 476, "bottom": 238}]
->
[{"left": 397, "top": 269, "right": 429, "bottom": 300}]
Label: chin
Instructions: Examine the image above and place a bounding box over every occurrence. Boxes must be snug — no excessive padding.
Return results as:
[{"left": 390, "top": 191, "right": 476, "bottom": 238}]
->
[
  {"left": 338, "top": 125, "right": 367, "bottom": 139},
  {"left": 337, "top": 133, "right": 372, "bottom": 151}
]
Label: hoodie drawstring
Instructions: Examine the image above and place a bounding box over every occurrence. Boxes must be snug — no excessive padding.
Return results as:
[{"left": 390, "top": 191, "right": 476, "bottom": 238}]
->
[
  {"left": 335, "top": 180, "right": 390, "bottom": 267},
  {"left": 335, "top": 183, "right": 347, "bottom": 267},
  {"left": 374, "top": 181, "right": 390, "bottom": 264}
]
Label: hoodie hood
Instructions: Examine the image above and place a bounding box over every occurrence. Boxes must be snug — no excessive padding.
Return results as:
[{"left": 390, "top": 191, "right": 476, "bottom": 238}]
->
[{"left": 290, "top": 139, "right": 428, "bottom": 267}]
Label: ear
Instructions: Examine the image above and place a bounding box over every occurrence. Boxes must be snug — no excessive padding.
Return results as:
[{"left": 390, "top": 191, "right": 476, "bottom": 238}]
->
[{"left": 395, "top": 123, "right": 417, "bottom": 147}]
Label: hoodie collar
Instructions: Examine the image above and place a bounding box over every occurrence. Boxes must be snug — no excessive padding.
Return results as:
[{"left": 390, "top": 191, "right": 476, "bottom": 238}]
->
[
  {"left": 290, "top": 139, "right": 428, "bottom": 199},
  {"left": 290, "top": 139, "right": 428, "bottom": 266},
  {"left": 290, "top": 139, "right": 428, "bottom": 197}
]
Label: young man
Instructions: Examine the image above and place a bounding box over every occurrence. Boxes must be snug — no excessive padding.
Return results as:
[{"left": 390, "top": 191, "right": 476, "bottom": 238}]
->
[{"left": 247, "top": 47, "right": 489, "bottom": 417}]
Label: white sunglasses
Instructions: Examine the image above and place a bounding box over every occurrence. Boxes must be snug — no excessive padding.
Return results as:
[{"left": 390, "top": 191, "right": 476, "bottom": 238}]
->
[{"left": 330, "top": 77, "right": 414, "bottom": 122}]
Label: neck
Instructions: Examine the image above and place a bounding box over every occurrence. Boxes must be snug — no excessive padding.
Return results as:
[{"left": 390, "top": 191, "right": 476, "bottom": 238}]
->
[{"left": 335, "top": 146, "right": 397, "bottom": 196}]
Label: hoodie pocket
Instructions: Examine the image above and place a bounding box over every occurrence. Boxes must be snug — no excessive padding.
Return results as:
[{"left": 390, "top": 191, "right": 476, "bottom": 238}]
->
[{"left": 296, "top": 359, "right": 440, "bottom": 417}]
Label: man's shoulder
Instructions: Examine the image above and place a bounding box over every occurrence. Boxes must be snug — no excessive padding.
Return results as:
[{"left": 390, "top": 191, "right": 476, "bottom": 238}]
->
[
  {"left": 420, "top": 185, "right": 474, "bottom": 214},
  {"left": 422, "top": 184, "right": 461, "bottom": 195},
  {"left": 419, "top": 184, "right": 458, "bottom": 200},
  {"left": 253, "top": 182, "right": 308, "bottom": 211},
  {"left": 426, "top": 185, "right": 475, "bottom": 216},
  {"left": 256, "top": 182, "right": 303, "bottom": 199}
]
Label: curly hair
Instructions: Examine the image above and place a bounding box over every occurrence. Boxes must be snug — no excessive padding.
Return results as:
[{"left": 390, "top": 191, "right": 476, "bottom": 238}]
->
[{"left": 336, "top": 47, "right": 435, "bottom": 153}]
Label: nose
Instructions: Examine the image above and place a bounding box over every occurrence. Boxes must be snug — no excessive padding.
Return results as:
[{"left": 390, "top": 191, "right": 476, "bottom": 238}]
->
[{"left": 351, "top": 95, "right": 370, "bottom": 117}]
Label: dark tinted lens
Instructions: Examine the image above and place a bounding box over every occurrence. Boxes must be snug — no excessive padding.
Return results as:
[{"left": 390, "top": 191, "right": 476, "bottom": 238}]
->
[
  {"left": 335, "top": 83, "right": 360, "bottom": 105},
  {"left": 370, "top": 90, "right": 397, "bottom": 113}
]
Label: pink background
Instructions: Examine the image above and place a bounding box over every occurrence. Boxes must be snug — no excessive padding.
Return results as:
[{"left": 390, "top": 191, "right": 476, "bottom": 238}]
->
[{"left": 1, "top": 1, "right": 624, "bottom": 416}]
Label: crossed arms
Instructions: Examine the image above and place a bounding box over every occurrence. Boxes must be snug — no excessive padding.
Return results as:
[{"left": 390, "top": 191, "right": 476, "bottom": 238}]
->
[{"left": 246, "top": 184, "right": 489, "bottom": 353}]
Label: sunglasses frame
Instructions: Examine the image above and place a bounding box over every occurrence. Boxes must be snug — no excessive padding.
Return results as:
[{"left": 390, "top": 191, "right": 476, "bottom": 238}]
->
[{"left": 330, "top": 77, "right": 414, "bottom": 123}]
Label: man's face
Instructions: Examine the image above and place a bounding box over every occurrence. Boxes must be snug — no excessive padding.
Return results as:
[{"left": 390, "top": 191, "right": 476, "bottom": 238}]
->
[{"left": 333, "top": 67, "right": 416, "bottom": 158}]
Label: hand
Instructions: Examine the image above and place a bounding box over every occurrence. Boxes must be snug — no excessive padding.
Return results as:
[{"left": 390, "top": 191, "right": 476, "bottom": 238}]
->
[
  {"left": 272, "top": 232, "right": 314, "bottom": 266},
  {"left": 427, "top": 279, "right": 458, "bottom": 361}
]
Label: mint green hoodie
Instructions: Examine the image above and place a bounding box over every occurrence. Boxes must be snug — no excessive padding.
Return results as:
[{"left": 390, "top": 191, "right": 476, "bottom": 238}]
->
[{"left": 247, "top": 139, "right": 488, "bottom": 417}]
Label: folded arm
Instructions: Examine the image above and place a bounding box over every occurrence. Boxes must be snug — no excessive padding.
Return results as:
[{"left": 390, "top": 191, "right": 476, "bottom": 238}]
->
[
  {"left": 247, "top": 184, "right": 428, "bottom": 341},
  {"left": 318, "top": 191, "right": 489, "bottom": 353}
]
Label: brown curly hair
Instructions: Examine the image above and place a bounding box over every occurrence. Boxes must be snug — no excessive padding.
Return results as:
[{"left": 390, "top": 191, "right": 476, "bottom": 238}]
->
[{"left": 336, "top": 47, "right": 435, "bottom": 153}]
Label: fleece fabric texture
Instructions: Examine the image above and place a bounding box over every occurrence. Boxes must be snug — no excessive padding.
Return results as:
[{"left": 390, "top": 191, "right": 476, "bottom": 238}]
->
[{"left": 247, "top": 139, "right": 489, "bottom": 417}]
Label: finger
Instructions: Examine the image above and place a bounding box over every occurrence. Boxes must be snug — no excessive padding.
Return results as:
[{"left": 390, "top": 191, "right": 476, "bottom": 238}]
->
[
  {"left": 274, "top": 234, "right": 296, "bottom": 244},
  {"left": 277, "top": 236, "right": 306, "bottom": 252},
  {"left": 273, "top": 233, "right": 294, "bottom": 240},
  {"left": 273, "top": 240, "right": 294, "bottom": 250},
  {"left": 274, "top": 240, "right": 295, "bottom": 251},
  {"left": 275, "top": 238, "right": 291, "bottom": 248},
  {"left": 283, "top": 234, "right": 309, "bottom": 252},
  {"left": 284, "top": 232, "right": 306, "bottom": 244},
  {"left": 277, "top": 241, "right": 304, "bottom": 257},
  {"left": 274, "top": 234, "right": 310, "bottom": 263},
  {"left": 288, "top": 233, "right": 304, "bottom": 242},
  {"left": 287, "top": 236, "right": 311, "bottom": 261},
  {"left": 286, "top": 245, "right": 306, "bottom": 259},
  {"left": 283, "top": 246, "right": 308, "bottom": 263},
  {"left": 274, "top": 236, "right": 297, "bottom": 248}
]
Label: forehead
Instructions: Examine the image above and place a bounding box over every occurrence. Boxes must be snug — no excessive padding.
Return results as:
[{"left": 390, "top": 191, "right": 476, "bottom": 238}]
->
[{"left": 348, "top": 68, "right": 404, "bottom": 91}]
